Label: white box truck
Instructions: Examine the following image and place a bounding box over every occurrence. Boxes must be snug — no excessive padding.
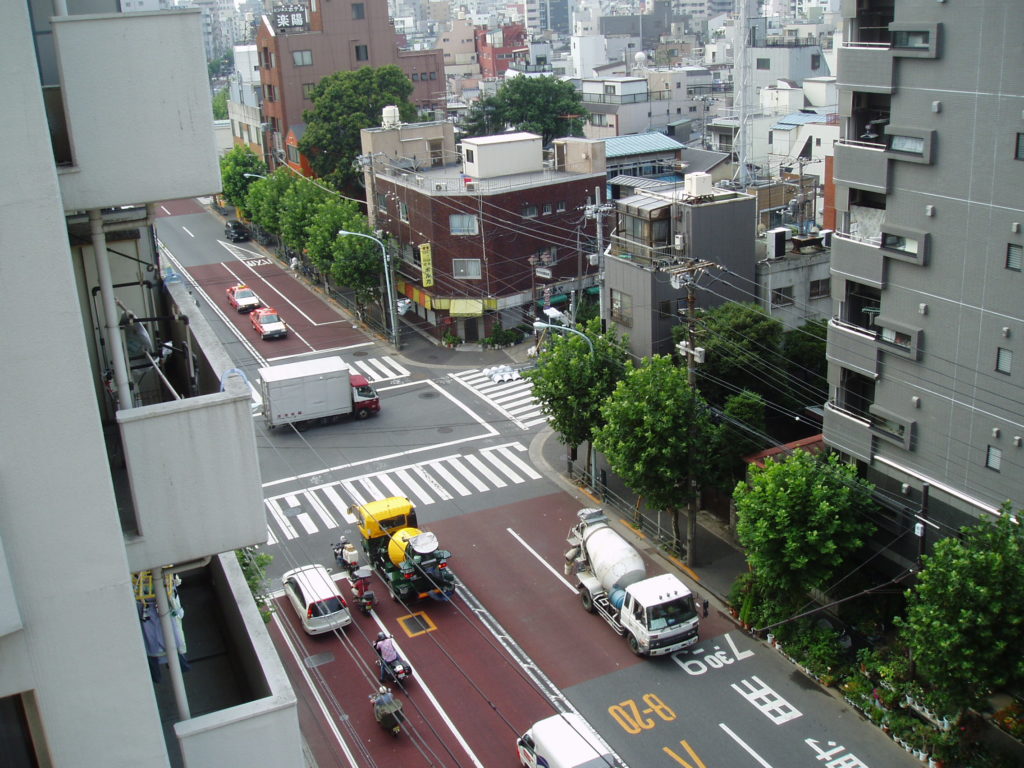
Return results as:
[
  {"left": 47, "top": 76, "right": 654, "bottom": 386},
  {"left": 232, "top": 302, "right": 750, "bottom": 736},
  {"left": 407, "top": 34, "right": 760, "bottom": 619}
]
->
[
  {"left": 258, "top": 356, "right": 379, "bottom": 429},
  {"left": 516, "top": 713, "right": 620, "bottom": 768}
]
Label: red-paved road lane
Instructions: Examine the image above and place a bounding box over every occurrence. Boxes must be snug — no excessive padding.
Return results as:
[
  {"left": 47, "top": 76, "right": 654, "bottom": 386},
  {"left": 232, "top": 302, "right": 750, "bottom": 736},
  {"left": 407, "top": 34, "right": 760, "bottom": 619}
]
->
[
  {"left": 154, "top": 198, "right": 207, "bottom": 216},
  {"left": 187, "top": 251, "right": 370, "bottom": 357}
]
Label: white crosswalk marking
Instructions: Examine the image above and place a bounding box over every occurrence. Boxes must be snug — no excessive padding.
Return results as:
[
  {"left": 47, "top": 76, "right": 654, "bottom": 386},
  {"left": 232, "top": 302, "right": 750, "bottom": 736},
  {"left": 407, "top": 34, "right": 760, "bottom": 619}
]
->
[
  {"left": 263, "top": 442, "right": 541, "bottom": 543},
  {"left": 449, "top": 369, "right": 547, "bottom": 430}
]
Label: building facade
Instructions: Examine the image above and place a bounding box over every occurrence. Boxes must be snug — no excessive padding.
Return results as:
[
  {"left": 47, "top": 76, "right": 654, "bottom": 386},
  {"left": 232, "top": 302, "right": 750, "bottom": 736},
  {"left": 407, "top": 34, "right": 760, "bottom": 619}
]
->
[{"left": 826, "top": 0, "right": 1023, "bottom": 556}]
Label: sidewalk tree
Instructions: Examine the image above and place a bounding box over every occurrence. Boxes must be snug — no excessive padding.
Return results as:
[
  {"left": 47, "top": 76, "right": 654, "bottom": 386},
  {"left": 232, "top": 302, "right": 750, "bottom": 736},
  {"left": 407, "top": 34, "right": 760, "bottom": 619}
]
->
[
  {"left": 593, "top": 355, "right": 716, "bottom": 553},
  {"left": 299, "top": 65, "right": 417, "bottom": 190},
  {"left": 278, "top": 180, "right": 329, "bottom": 253},
  {"left": 219, "top": 145, "right": 266, "bottom": 212},
  {"left": 461, "top": 75, "right": 585, "bottom": 145},
  {"left": 733, "top": 450, "right": 876, "bottom": 602},
  {"left": 896, "top": 504, "right": 1024, "bottom": 709},
  {"left": 245, "top": 168, "right": 297, "bottom": 236},
  {"left": 526, "top": 318, "right": 628, "bottom": 471},
  {"left": 305, "top": 200, "right": 381, "bottom": 314}
]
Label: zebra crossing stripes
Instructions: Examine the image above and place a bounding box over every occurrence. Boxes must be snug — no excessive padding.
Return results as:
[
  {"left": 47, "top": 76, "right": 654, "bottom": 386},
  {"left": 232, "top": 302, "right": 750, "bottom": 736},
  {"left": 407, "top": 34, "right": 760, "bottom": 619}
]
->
[
  {"left": 347, "top": 355, "right": 410, "bottom": 383},
  {"left": 264, "top": 442, "right": 542, "bottom": 544},
  {"left": 450, "top": 369, "right": 548, "bottom": 430}
]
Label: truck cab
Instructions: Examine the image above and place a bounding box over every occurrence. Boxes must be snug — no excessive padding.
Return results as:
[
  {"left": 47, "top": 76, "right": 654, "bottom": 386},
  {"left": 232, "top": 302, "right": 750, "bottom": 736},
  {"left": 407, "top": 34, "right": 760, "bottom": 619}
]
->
[{"left": 620, "top": 574, "right": 700, "bottom": 656}]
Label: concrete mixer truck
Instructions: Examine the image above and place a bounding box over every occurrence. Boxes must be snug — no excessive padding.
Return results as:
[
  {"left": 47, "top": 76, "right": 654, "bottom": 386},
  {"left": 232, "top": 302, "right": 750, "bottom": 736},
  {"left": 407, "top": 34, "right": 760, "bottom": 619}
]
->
[
  {"left": 352, "top": 496, "right": 457, "bottom": 602},
  {"left": 565, "top": 508, "right": 700, "bottom": 656}
]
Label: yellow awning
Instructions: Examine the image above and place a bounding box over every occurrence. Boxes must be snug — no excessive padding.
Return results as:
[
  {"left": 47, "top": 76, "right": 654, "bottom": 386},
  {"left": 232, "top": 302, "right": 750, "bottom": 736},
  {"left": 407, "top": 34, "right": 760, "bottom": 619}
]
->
[{"left": 449, "top": 298, "right": 483, "bottom": 317}]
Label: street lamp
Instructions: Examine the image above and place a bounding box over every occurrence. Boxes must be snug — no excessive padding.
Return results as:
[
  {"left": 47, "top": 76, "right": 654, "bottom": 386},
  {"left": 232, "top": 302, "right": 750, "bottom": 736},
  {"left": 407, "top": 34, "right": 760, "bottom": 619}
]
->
[
  {"left": 533, "top": 320, "right": 599, "bottom": 495},
  {"left": 338, "top": 229, "right": 400, "bottom": 349}
]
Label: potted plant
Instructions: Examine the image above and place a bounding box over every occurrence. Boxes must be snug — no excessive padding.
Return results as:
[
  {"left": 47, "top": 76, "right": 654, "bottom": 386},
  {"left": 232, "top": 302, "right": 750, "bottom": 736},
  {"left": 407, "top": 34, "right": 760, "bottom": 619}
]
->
[{"left": 441, "top": 331, "right": 462, "bottom": 348}]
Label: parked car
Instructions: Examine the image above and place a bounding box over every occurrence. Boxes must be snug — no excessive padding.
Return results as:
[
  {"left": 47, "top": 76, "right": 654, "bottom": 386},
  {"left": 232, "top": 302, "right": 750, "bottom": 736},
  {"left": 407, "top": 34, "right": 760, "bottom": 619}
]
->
[
  {"left": 251, "top": 307, "right": 287, "bottom": 339},
  {"left": 226, "top": 284, "right": 261, "bottom": 313},
  {"left": 224, "top": 219, "right": 250, "bottom": 242},
  {"left": 281, "top": 565, "right": 352, "bottom": 635}
]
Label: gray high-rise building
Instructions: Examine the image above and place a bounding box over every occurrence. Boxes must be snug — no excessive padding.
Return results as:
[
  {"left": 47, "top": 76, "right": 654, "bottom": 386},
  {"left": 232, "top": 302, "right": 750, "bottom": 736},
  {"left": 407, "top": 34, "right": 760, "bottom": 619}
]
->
[{"left": 826, "top": 0, "right": 1023, "bottom": 562}]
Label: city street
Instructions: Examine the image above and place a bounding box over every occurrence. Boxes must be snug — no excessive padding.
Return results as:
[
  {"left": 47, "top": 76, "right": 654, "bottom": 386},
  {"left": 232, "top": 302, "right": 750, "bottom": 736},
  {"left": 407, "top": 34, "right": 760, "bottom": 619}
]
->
[{"left": 155, "top": 200, "right": 922, "bottom": 768}]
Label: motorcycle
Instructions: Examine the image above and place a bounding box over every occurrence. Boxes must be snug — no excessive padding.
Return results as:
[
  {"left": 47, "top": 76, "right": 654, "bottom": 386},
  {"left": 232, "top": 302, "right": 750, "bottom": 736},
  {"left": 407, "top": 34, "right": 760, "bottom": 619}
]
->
[
  {"left": 374, "top": 634, "right": 413, "bottom": 686},
  {"left": 350, "top": 565, "right": 377, "bottom": 616},
  {"left": 369, "top": 686, "right": 404, "bottom": 736},
  {"left": 332, "top": 537, "right": 359, "bottom": 578}
]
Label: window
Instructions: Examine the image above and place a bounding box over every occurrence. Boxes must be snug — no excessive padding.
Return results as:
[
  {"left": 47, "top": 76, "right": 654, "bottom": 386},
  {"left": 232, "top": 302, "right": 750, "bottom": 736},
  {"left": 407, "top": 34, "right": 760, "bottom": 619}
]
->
[
  {"left": 880, "top": 326, "right": 912, "bottom": 350},
  {"left": 522, "top": 204, "right": 538, "bottom": 218},
  {"left": 355, "top": 45, "right": 369, "bottom": 62},
  {"left": 811, "top": 54, "right": 821, "bottom": 70},
  {"left": 535, "top": 246, "right": 556, "bottom": 265},
  {"left": 604, "top": 85, "right": 616, "bottom": 95},
  {"left": 397, "top": 201, "right": 408, "bottom": 223},
  {"left": 771, "top": 286, "right": 794, "bottom": 307},
  {"left": 756, "top": 58, "right": 770, "bottom": 70},
  {"left": 412, "top": 73, "right": 419, "bottom": 81},
  {"left": 429, "top": 72, "right": 437, "bottom": 80},
  {"left": 996, "top": 347, "right": 1013, "bottom": 374},
  {"left": 892, "top": 30, "right": 930, "bottom": 49},
  {"left": 351, "top": 2, "right": 364, "bottom": 19},
  {"left": 890, "top": 135, "right": 925, "bottom": 155},
  {"left": 557, "top": 201, "right": 566, "bottom": 212},
  {"left": 376, "top": 192, "right": 387, "bottom": 209},
  {"left": 590, "top": 114, "right": 608, "bottom": 127},
  {"left": 543, "top": 203, "right": 552, "bottom": 215},
  {"left": 464, "top": 148, "right": 474, "bottom": 163},
  {"left": 986, "top": 445, "right": 1002, "bottom": 471},
  {"left": 610, "top": 289, "right": 633, "bottom": 326},
  {"left": 449, "top": 214, "right": 478, "bottom": 235},
  {"left": 1016, "top": 133, "right": 1024, "bottom": 160},
  {"left": 452, "top": 258, "right": 482, "bottom": 279},
  {"left": 1007, "top": 243, "right": 1023, "bottom": 271},
  {"left": 809, "top": 278, "right": 830, "bottom": 299},
  {"left": 302, "top": 82, "right": 315, "bottom": 98},
  {"left": 292, "top": 50, "right": 312, "bottom": 67},
  {"left": 264, "top": 85, "right": 275, "bottom": 102},
  {"left": 688, "top": 105, "right": 696, "bottom": 113},
  {"left": 881, "top": 232, "right": 919, "bottom": 255},
  {"left": 287, "top": 144, "right": 300, "bottom": 163}
]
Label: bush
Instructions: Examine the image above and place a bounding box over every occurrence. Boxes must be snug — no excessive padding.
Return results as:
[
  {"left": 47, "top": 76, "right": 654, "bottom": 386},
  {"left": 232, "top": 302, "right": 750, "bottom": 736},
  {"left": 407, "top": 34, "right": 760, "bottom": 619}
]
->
[{"left": 442, "top": 331, "right": 462, "bottom": 347}]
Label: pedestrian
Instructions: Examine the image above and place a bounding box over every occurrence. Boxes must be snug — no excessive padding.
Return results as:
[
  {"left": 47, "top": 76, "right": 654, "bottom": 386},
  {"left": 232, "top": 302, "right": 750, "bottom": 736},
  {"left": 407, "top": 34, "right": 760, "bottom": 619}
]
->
[{"left": 289, "top": 255, "right": 299, "bottom": 273}]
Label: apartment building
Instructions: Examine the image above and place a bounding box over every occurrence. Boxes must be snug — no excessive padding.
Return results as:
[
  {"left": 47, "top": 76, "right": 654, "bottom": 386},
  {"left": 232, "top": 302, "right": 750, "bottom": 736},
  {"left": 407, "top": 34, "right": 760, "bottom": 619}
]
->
[
  {"left": 2, "top": 2, "right": 300, "bottom": 765},
  {"left": 826, "top": 0, "right": 1023, "bottom": 556}
]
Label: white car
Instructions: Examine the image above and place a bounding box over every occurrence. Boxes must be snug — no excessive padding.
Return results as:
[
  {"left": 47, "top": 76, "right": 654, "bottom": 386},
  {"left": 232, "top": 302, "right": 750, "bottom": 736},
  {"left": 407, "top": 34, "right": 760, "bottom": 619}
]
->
[{"left": 281, "top": 564, "right": 352, "bottom": 635}]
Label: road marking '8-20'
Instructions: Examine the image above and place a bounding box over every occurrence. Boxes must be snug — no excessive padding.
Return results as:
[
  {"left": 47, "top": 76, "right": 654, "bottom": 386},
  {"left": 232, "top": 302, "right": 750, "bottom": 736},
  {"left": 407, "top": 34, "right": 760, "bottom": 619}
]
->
[
  {"left": 608, "top": 693, "right": 676, "bottom": 734},
  {"left": 672, "top": 632, "right": 754, "bottom": 676}
]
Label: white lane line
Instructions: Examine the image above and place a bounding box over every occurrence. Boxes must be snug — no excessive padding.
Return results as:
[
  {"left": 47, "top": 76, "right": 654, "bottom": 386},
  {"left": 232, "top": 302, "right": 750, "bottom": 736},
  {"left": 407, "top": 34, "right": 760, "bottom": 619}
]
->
[
  {"left": 507, "top": 528, "right": 577, "bottom": 591},
  {"left": 718, "top": 723, "right": 774, "bottom": 768},
  {"left": 182, "top": 226, "right": 194, "bottom": 238},
  {"left": 367, "top": 613, "right": 485, "bottom": 768},
  {"left": 160, "top": 205, "right": 171, "bottom": 215},
  {"left": 272, "top": 612, "right": 361, "bottom": 768}
]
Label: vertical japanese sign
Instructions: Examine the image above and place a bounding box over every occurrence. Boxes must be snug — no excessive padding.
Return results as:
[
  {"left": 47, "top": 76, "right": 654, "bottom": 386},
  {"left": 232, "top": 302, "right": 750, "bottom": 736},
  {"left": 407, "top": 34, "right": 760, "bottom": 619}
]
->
[{"left": 419, "top": 243, "right": 434, "bottom": 287}]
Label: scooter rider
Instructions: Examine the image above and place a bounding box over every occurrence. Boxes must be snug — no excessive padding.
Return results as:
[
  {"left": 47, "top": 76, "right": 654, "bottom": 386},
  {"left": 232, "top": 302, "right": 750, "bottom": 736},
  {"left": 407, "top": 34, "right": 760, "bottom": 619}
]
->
[{"left": 373, "top": 632, "right": 400, "bottom": 682}]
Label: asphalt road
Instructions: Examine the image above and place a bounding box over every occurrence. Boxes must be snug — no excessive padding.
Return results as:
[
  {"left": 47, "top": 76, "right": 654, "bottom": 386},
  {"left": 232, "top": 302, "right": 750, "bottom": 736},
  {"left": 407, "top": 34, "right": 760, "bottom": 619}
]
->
[{"left": 155, "top": 200, "right": 921, "bottom": 768}]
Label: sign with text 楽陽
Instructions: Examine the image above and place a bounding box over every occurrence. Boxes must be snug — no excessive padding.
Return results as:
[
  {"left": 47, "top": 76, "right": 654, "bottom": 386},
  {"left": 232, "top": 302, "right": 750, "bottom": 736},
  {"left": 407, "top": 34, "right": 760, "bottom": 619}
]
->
[{"left": 419, "top": 243, "right": 434, "bottom": 287}]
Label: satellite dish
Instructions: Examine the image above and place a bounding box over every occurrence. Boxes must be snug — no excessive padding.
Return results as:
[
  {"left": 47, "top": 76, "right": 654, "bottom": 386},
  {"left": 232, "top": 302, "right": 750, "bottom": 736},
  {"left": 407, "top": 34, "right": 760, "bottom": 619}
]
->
[{"left": 670, "top": 273, "right": 684, "bottom": 290}]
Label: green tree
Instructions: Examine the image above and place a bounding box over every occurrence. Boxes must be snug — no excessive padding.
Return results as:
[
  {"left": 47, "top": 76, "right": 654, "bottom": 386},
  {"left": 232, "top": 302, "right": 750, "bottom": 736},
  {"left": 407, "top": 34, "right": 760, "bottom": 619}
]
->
[
  {"left": 245, "top": 169, "right": 297, "bottom": 235},
  {"left": 733, "top": 450, "right": 876, "bottom": 598},
  {"left": 219, "top": 145, "right": 266, "bottom": 212},
  {"left": 278, "top": 180, "right": 330, "bottom": 252},
  {"left": 299, "top": 66, "right": 417, "bottom": 189},
  {"left": 594, "top": 355, "right": 716, "bottom": 552},
  {"left": 709, "top": 390, "right": 766, "bottom": 491},
  {"left": 212, "top": 87, "right": 229, "bottom": 120},
  {"left": 462, "top": 76, "right": 585, "bottom": 145},
  {"left": 897, "top": 505, "right": 1024, "bottom": 709},
  {"left": 781, "top": 318, "right": 828, "bottom": 407},
  {"left": 305, "top": 199, "right": 382, "bottom": 315},
  {"left": 526, "top": 318, "right": 629, "bottom": 470},
  {"left": 694, "top": 302, "right": 784, "bottom": 408}
]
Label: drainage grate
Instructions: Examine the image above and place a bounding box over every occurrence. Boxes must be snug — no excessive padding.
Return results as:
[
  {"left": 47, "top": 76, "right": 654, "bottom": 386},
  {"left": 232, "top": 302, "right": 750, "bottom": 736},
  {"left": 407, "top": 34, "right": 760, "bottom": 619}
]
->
[{"left": 400, "top": 614, "right": 433, "bottom": 635}]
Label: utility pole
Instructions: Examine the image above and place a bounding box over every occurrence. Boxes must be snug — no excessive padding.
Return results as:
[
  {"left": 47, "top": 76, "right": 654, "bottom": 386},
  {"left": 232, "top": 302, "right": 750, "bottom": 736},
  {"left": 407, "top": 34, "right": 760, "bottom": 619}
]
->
[
  {"left": 584, "top": 187, "right": 614, "bottom": 329},
  {"left": 916, "top": 483, "right": 930, "bottom": 570}
]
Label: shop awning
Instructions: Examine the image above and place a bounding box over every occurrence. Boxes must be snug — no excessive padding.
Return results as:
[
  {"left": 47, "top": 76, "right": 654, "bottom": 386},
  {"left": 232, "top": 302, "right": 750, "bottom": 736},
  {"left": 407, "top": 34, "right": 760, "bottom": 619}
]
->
[{"left": 449, "top": 298, "right": 483, "bottom": 317}]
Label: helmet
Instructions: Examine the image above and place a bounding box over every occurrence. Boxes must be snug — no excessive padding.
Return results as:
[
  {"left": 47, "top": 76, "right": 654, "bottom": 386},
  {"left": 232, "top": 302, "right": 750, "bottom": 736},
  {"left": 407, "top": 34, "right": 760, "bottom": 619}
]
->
[
  {"left": 377, "top": 632, "right": 387, "bottom": 641},
  {"left": 378, "top": 686, "right": 388, "bottom": 694}
]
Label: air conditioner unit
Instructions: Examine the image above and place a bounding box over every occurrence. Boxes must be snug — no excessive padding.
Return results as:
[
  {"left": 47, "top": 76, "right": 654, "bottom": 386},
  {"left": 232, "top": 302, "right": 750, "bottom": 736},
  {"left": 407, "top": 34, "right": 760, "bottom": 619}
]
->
[
  {"left": 766, "top": 227, "right": 788, "bottom": 260},
  {"left": 465, "top": 181, "right": 479, "bottom": 192},
  {"left": 434, "top": 182, "right": 448, "bottom": 191}
]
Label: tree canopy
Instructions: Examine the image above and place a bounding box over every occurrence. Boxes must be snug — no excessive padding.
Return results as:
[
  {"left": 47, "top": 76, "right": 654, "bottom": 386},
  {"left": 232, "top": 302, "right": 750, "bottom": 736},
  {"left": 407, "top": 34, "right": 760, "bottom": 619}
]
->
[
  {"left": 733, "top": 450, "right": 876, "bottom": 598},
  {"left": 305, "top": 200, "right": 383, "bottom": 312},
  {"left": 897, "top": 505, "right": 1024, "bottom": 709},
  {"left": 461, "top": 75, "right": 585, "bottom": 145},
  {"left": 245, "top": 169, "right": 298, "bottom": 235},
  {"left": 299, "top": 66, "right": 417, "bottom": 189},
  {"left": 594, "top": 355, "right": 716, "bottom": 551},
  {"left": 219, "top": 145, "right": 266, "bottom": 212},
  {"left": 526, "top": 318, "right": 628, "bottom": 454},
  {"left": 278, "top": 180, "right": 330, "bottom": 252},
  {"left": 212, "top": 87, "right": 228, "bottom": 120}
]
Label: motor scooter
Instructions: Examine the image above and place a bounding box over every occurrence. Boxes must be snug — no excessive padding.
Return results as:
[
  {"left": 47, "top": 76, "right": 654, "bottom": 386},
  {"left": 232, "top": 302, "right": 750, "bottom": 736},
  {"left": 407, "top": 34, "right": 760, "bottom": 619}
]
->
[
  {"left": 332, "top": 537, "right": 359, "bottom": 578},
  {"left": 369, "top": 687, "right": 404, "bottom": 736},
  {"left": 350, "top": 565, "right": 377, "bottom": 616},
  {"left": 374, "top": 633, "right": 413, "bottom": 686}
]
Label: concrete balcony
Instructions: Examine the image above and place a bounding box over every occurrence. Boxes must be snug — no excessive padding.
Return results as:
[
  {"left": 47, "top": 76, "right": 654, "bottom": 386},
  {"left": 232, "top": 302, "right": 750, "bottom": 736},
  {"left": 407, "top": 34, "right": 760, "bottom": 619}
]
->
[
  {"left": 118, "top": 375, "right": 266, "bottom": 573},
  {"left": 827, "top": 318, "right": 879, "bottom": 378},
  {"left": 831, "top": 231, "right": 885, "bottom": 288},
  {"left": 51, "top": 10, "right": 219, "bottom": 210},
  {"left": 834, "top": 140, "right": 888, "bottom": 193},
  {"left": 823, "top": 401, "right": 873, "bottom": 463},
  {"left": 836, "top": 43, "right": 893, "bottom": 94}
]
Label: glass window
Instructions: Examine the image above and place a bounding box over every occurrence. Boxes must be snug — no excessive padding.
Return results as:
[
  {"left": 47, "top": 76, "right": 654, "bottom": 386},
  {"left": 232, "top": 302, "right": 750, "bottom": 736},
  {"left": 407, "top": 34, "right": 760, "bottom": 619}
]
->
[
  {"left": 756, "top": 58, "right": 770, "bottom": 70},
  {"left": 610, "top": 289, "right": 633, "bottom": 326},
  {"left": 996, "top": 347, "right": 1012, "bottom": 374},
  {"left": 986, "top": 445, "right": 1002, "bottom": 471},
  {"left": 890, "top": 135, "right": 924, "bottom": 154},
  {"left": 287, "top": 144, "right": 300, "bottom": 163},
  {"left": 292, "top": 50, "right": 312, "bottom": 67},
  {"left": 1016, "top": 133, "right": 1024, "bottom": 160},
  {"left": 399, "top": 201, "right": 408, "bottom": 222},
  {"left": 352, "top": 2, "right": 365, "bottom": 19},
  {"left": 543, "top": 203, "right": 552, "bottom": 215},
  {"left": 412, "top": 73, "right": 419, "bottom": 81},
  {"left": 811, "top": 54, "right": 821, "bottom": 70},
  {"left": 809, "top": 278, "right": 830, "bottom": 299},
  {"left": 892, "top": 30, "right": 930, "bottom": 49},
  {"left": 1007, "top": 243, "right": 1023, "bottom": 271},
  {"left": 429, "top": 72, "right": 437, "bottom": 80},
  {"left": 771, "top": 286, "right": 794, "bottom": 307},
  {"left": 376, "top": 193, "right": 387, "bottom": 209},
  {"left": 355, "top": 45, "right": 369, "bottom": 62},
  {"left": 882, "top": 232, "right": 919, "bottom": 255},
  {"left": 557, "top": 201, "right": 566, "bottom": 212},
  {"left": 452, "top": 259, "right": 482, "bottom": 279},
  {"left": 302, "top": 83, "right": 315, "bottom": 99},
  {"left": 522, "top": 204, "right": 538, "bottom": 218},
  {"left": 880, "top": 326, "right": 912, "bottom": 350},
  {"left": 449, "top": 214, "right": 478, "bottom": 235}
]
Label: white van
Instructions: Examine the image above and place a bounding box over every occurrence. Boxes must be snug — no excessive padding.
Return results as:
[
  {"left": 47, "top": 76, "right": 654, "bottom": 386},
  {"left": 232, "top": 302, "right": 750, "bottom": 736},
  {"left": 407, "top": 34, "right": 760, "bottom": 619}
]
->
[
  {"left": 281, "top": 564, "right": 352, "bottom": 635},
  {"left": 516, "top": 713, "right": 617, "bottom": 768}
]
